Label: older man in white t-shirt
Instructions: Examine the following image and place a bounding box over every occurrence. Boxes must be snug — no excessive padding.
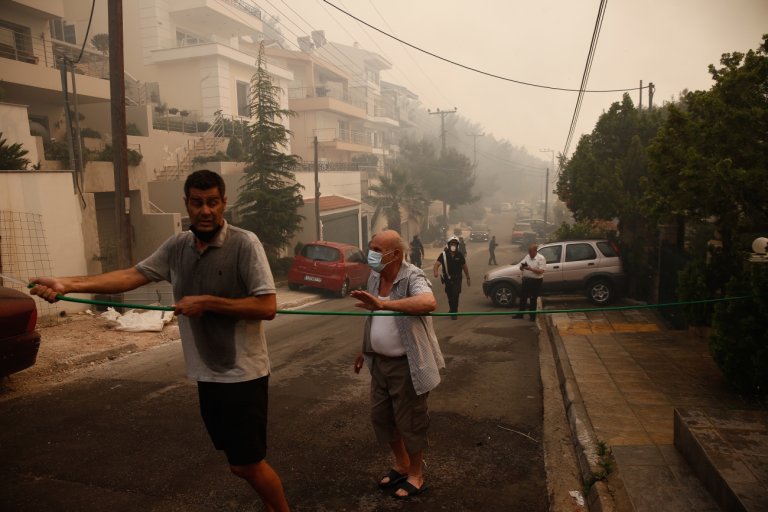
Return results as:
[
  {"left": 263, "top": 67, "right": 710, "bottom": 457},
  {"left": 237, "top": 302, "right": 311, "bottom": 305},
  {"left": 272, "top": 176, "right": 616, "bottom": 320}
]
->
[
  {"left": 516, "top": 243, "right": 547, "bottom": 321},
  {"left": 351, "top": 229, "right": 443, "bottom": 499}
]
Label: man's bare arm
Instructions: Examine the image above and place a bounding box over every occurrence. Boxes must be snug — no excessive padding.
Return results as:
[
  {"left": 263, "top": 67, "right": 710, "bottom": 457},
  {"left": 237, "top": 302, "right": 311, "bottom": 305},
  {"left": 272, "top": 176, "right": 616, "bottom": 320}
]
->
[
  {"left": 174, "top": 294, "right": 276, "bottom": 320},
  {"left": 30, "top": 268, "right": 150, "bottom": 302}
]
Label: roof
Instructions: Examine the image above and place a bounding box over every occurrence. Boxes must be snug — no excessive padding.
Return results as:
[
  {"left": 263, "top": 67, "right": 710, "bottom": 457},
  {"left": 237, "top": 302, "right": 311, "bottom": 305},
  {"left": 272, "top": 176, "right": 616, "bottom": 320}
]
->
[{"left": 303, "top": 195, "right": 361, "bottom": 212}]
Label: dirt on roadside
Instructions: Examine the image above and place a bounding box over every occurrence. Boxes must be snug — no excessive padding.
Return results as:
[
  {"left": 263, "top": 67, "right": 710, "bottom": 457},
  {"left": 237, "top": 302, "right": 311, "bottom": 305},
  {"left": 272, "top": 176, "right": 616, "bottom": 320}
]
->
[{"left": 1, "top": 312, "right": 180, "bottom": 397}]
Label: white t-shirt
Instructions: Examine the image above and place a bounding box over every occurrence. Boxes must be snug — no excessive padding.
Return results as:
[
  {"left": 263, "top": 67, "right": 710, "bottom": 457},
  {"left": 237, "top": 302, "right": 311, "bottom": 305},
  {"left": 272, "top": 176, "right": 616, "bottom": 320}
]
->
[
  {"left": 521, "top": 252, "right": 547, "bottom": 280},
  {"left": 369, "top": 295, "right": 406, "bottom": 356}
]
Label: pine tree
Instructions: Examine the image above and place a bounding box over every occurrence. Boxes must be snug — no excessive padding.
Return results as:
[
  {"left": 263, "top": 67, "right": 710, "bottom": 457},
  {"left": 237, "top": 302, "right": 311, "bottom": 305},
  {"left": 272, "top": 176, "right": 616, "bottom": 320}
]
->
[{"left": 236, "top": 42, "right": 304, "bottom": 260}]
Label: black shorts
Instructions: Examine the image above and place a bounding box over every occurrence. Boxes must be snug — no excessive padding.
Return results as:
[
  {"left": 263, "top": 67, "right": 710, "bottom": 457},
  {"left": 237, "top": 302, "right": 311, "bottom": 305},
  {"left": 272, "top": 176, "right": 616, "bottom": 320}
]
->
[{"left": 197, "top": 376, "right": 269, "bottom": 466}]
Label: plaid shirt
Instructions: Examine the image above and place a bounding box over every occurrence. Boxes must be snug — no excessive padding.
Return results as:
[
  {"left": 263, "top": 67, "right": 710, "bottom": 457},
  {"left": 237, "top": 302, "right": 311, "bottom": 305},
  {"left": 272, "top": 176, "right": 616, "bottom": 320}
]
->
[{"left": 362, "top": 262, "right": 445, "bottom": 395}]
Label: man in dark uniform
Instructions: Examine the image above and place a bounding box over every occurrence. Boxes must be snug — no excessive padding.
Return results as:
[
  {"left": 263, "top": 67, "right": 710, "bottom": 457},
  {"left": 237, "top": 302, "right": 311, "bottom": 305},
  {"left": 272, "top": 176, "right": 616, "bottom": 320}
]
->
[{"left": 433, "top": 236, "right": 470, "bottom": 320}]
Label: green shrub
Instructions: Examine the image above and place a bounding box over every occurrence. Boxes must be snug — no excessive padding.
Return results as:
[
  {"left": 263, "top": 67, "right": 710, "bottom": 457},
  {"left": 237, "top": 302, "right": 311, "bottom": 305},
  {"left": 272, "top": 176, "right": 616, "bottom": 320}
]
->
[
  {"left": 80, "top": 127, "right": 101, "bottom": 138},
  {"left": 226, "top": 137, "right": 244, "bottom": 161},
  {"left": 192, "top": 151, "right": 229, "bottom": 164},
  {"left": 126, "top": 123, "right": 142, "bottom": 136},
  {"left": 551, "top": 221, "right": 615, "bottom": 241},
  {"left": 0, "top": 132, "right": 30, "bottom": 169},
  {"left": 708, "top": 263, "right": 768, "bottom": 395},
  {"left": 43, "top": 139, "right": 70, "bottom": 162},
  {"left": 92, "top": 144, "right": 143, "bottom": 166}
]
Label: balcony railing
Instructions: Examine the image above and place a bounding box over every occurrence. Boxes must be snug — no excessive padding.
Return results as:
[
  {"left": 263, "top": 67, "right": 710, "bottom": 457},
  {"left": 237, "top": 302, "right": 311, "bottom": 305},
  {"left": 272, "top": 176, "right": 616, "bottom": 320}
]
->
[
  {"left": 313, "top": 128, "right": 377, "bottom": 148},
  {"left": 221, "top": 0, "right": 262, "bottom": 19},
  {"left": 288, "top": 86, "right": 367, "bottom": 111},
  {"left": 0, "top": 31, "right": 109, "bottom": 80},
  {"left": 299, "top": 162, "right": 363, "bottom": 172}
]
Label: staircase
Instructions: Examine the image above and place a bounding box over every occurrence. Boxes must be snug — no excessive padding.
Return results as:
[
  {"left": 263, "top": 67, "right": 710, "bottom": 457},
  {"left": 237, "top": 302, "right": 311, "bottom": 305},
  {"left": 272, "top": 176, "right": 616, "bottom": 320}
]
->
[{"left": 154, "top": 113, "right": 227, "bottom": 181}]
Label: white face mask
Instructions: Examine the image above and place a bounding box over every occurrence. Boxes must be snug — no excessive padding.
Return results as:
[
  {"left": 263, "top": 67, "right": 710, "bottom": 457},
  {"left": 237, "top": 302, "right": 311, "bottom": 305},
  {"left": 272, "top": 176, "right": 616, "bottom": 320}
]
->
[{"left": 449, "top": 245, "right": 458, "bottom": 252}]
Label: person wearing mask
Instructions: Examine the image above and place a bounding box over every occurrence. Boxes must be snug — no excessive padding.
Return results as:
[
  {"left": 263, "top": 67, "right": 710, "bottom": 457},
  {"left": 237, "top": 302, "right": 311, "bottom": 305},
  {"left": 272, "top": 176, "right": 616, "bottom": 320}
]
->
[
  {"left": 516, "top": 243, "right": 547, "bottom": 321},
  {"left": 351, "top": 229, "right": 443, "bottom": 499},
  {"left": 488, "top": 235, "right": 499, "bottom": 265},
  {"left": 29, "top": 170, "right": 290, "bottom": 511},
  {"left": 409, "top": 234, "right": 424, "bottom": 268},
  {"left": 433, "top": 236, "right": 470, "bottom": 320}
]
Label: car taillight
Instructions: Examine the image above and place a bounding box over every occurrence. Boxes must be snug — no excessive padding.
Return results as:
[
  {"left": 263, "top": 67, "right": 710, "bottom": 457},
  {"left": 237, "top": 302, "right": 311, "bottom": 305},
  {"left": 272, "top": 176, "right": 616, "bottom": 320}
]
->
[
  {"left": 610, "top": 240, "right": 621, "bottom": 256},
  {"left": 26, "top": 307, "right": 38, "bottom": 332}
]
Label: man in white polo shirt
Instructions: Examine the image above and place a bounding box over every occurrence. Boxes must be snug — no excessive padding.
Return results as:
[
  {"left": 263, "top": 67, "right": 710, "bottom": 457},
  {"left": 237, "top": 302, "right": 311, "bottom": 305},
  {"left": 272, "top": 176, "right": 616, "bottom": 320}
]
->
[{"left": 516, "top": 243, "right": 547, "bottom": 321}]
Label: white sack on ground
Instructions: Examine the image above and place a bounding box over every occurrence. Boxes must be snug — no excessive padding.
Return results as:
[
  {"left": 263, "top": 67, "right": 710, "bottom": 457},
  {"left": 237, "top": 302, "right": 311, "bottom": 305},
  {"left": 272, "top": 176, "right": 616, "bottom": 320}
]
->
[{"left": 99, "top": 307, "right": 174, "bottom": 332}]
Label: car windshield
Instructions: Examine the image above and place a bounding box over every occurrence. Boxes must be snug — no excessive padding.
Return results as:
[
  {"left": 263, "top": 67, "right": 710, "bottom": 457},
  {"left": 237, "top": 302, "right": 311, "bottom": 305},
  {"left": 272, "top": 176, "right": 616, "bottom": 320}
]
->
[
  {"left": 301, "top": 245, "right": 340, "bottom": 262},
  {"left": 514, "top": 223, "right": 532, "bottom": 231}
]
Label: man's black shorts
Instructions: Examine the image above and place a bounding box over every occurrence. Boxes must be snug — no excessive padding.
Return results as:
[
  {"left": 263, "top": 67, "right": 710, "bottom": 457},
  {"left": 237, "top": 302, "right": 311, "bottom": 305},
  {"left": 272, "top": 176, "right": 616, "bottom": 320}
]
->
[{"left": 197, "top": 376, "right": 269, "bottom": 466}]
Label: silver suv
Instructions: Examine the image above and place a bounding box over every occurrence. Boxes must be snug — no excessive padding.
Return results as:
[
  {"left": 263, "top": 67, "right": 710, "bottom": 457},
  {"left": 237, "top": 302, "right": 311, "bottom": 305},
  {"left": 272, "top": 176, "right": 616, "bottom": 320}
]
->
[{"left": 482, "top": 239, "right": 625, "bottom": 306}]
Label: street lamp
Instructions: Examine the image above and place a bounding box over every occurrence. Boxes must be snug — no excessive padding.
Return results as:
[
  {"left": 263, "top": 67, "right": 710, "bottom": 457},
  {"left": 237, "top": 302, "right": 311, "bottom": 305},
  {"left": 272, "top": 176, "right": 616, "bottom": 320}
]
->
[{"left": 539, "top": 148, "right": 555, "bottom": 224}]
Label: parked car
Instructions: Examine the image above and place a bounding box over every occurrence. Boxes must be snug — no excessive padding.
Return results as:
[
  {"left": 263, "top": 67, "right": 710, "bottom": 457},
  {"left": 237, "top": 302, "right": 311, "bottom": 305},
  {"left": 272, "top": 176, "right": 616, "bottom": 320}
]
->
[
  {"left": 510, "top": 222, "right": 537, "bottom": 246},
  {"left": 518, "top": 218, "right": 556, "bottom": 237},
  {"left": 469, "top": 226, "right": 490, "bottom": 242},
  {"left": 482, "top": 239, "right": 625, "bottom": 307},
  {"left": 0, "top": 286, "right": 41, "bottom": 378},
  {"left": 287, "top": 241, "right": 370, "bottom": 297}
]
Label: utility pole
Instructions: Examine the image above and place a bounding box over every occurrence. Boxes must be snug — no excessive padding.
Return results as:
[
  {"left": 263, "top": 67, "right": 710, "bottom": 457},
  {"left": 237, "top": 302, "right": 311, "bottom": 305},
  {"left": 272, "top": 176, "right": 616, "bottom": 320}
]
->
[
  {"left": 108, "top": 0, "right": 131, "bottom": 269},
  {"left": 639, "top": 80, "right": 643, "bottom": 109},
  {"left": 428, "top": 107, "right": 457, "bottom": 155},
  {"left": 648, "top": 82, "right": 655, "bottom": 110},
  {"left": 466, "top": 131, "right": 484, "bottom": 166},
  {"left": 314, "top": 136, "right": 321, "bottom": 240},
  {"left": 539, "top": 148, "right": 555, "bottom": 224}
]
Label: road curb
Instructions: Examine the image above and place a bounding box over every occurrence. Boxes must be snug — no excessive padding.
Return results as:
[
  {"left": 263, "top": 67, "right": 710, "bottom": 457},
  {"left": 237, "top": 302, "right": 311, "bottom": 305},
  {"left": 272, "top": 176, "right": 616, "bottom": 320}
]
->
[{"left": 543, "top": 313, "right": 619, "bottom": 512}]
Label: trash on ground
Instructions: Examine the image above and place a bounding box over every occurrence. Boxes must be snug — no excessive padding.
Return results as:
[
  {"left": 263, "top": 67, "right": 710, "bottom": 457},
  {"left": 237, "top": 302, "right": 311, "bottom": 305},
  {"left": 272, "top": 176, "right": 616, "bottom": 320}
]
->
[
  {"left": 569, "top": 490, "right": 585, "bottom": 506},
  {"left": 99, "top": 307, "right": 174, "bottom": 332}
]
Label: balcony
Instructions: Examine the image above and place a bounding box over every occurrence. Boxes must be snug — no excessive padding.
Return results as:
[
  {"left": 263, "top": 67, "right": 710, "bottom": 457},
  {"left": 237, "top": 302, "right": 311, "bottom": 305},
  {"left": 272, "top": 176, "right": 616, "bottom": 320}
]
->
[
  {"left": 0, "top": 30, "right": 110, "bottom": 103},
  {"left": 167, "top": 0, "right": 263, "bottom": 36},
  {"left": 313, "top": 128, "right": 378, "bottom": 153},
  {"left": 288, "top": 86, "right": 367, "bottom": 119},
  {"left": 0, "top": 30, "right": 109, "bottom": 78}
]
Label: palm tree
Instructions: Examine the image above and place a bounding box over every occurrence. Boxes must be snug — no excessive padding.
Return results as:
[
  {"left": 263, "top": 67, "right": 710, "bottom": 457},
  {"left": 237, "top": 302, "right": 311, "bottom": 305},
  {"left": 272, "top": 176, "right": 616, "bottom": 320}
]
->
[{"left": 368, "top": 168, "right": 428, "bottom": 233}]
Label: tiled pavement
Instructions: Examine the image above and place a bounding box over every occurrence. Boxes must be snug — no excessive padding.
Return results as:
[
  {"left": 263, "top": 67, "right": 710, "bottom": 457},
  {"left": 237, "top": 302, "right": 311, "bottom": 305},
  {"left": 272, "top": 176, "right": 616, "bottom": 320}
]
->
[{"left": 545, "top": 305, "right": 768, "bottom": 512}]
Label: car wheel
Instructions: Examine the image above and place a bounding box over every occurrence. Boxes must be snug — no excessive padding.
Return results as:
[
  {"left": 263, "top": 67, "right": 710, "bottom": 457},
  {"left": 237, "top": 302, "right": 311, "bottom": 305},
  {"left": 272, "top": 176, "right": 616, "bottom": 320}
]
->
[
  {"left": 490, "top": 282, "right": 517, "bottom": 307},
  {"left": 587, "top": 279, "right": 613, "bottom": 305},
  {"left": 338, "top": 278, "right": 350, "bottom": 298},
  {"left": 288, "top": 283, "right": 300, "bottom": 291}
]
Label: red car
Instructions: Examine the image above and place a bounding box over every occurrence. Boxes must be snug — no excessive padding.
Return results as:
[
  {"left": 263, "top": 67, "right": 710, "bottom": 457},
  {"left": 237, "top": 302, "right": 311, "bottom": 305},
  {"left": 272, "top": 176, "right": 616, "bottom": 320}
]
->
[
  {"left": 0, "top": 286, "right": 41, "bottom": 378},
  {"left": 287, "top": 241, "right": 370, "bottom": 297}
]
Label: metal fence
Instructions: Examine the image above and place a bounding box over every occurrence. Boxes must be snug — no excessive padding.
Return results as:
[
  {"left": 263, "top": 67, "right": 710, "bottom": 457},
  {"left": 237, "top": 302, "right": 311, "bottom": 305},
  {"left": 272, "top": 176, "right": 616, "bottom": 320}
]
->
[{"left": 0, "top": 211, "right": 60, "bottom": 323}]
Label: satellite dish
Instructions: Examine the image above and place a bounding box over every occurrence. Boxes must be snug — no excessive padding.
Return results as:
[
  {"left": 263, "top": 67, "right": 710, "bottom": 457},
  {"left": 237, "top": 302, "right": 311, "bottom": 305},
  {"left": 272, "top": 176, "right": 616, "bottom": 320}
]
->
[{"left": 753, "top": 237, "right": 768, "bottom": 255}]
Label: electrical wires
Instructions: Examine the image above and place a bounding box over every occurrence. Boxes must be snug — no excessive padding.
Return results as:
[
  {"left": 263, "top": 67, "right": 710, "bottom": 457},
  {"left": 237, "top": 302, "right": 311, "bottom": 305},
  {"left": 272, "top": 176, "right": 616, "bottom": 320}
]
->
[
  {"left": 560, "top": 0, "right": 608, "bottom": 167},
  {"left": 321, "top": 0, "right": 642, "bottom": 94}
]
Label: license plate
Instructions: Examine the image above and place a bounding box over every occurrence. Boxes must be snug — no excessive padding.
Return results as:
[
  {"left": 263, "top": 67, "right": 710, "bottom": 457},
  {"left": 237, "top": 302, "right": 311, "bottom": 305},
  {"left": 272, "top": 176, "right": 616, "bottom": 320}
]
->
[{"left": 304, "top": 275, "right": 322, "bottom": 282}]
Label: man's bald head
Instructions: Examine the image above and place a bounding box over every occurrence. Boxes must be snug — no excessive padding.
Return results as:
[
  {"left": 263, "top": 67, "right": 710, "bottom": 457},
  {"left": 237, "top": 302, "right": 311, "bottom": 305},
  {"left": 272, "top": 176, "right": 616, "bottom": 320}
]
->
[{"left": 528, "top": 243, "right": 539, "bottom": 257}]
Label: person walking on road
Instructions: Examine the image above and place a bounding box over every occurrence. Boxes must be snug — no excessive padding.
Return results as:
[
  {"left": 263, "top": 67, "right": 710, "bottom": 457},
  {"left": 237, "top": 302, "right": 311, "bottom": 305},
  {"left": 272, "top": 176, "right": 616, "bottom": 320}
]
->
[
  {"left": 433, "top": 236, "right": 470, "bottom": 320},
  {"left": 30, "top": 170, "right": 290, "bottom": 512},
  {"left": 488, "top": 235, "right": 498, "bottom": 265},
  {"left": 516, "top": 243, "right": 546, "bottom": 321},
  {"left": 351, "top": 229, "right": 444, "bottom": 499},
  {"left": 458, "top": 236, "right": 467, "bottom": 258},
  {"left": 409, "top": 234, "right": 424, "bottom": 268}
]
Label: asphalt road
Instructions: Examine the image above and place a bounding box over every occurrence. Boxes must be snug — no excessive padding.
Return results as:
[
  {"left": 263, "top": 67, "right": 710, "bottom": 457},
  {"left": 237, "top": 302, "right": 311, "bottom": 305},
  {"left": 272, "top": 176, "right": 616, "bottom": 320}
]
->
[{"left": 0, "top": 238, "right": 550, "bottom": 511}]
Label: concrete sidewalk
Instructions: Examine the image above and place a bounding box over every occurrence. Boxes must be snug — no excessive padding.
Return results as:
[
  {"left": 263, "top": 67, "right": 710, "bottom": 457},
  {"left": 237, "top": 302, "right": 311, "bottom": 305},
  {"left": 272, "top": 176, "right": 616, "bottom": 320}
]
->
[{"left": 544, "top": 303, "right": 768, "bottom": 512}]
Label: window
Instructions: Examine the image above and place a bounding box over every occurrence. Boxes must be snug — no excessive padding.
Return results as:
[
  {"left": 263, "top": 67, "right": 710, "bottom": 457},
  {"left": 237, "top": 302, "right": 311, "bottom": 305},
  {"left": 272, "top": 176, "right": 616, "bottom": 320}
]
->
[
  {"left": 539, "top": 245, "right": 562, "bottom": 264},
  {"left": 176, "top": 29, "right": 206, "bottom": 47},
  {"left": 236, "top": 80, "right": 250, "bottom": 117},
  {"left": 597, "top": 241, "right": 619, "bottom": 258},
  {"left": 565, "top": 243, "right": 597, "bottom": 262},
  {"left": 50, "top": 19, "right": 76, "bottom": 44},
  {"left": 302, "top": 245, "right": 340, "bottom": 262}
]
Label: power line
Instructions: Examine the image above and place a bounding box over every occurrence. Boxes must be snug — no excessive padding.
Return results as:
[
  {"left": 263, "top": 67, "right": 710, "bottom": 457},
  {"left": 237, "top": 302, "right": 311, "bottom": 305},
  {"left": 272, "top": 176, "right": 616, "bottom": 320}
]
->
[
  {"left": 365, "top": 0, "right": 452, "bottom": 105},
  {"left": 561, "top": 0, "right": 608, "bottom": 164},
  {"left": 321, "top": 0, "right": 646, "bottom": 94}
]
